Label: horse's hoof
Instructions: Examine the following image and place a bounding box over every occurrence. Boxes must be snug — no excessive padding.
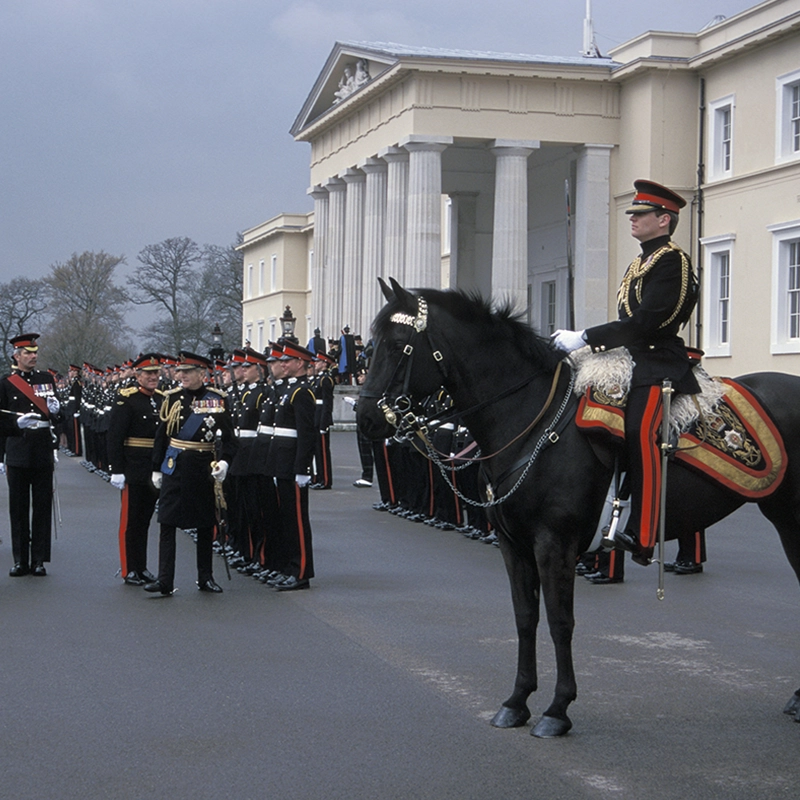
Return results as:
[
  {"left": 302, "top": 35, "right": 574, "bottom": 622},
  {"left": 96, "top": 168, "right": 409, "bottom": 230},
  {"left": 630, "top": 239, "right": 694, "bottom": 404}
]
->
[
  {"left": 490, "top": 705, "right": 531, "bottom": 728},
  {"left": 531, "top": 715, "right": 572, "bottom": 738},
  {"left": 783, "top": 692, "right": 800, "bottom": 716}
]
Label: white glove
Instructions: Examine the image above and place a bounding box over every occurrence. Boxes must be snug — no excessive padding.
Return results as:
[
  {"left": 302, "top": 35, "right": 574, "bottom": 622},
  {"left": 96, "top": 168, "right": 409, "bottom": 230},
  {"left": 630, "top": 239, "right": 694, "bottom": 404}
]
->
[
  {"left": 211, "top": 460, "right": 229, "bottom": 482},
  {"left": 151, "top": 471, "right": 163, "bottom": 490},
  {"left": 16, "top": 412, "right": 40, "bottom": 429},
  {"left": 295, "top": 474, "right": 311, "bottom": 487},
  {"left": 551, "top": 329, "right": 587, "bottom": 353},
  {"left": 53, "top": 451, "right": 59, "bottom": 464},
  {"left": 0, "top": 463, "right": 5, "bottom": 475},
  {"left": 47, "top": 396, "right": 61, "bottom": 414},
  {"left": 343, "top": 396, "right": 356, "bottom": 407},
  {"left": 110, "top": 473, "right": 126, "bottom": 490}
]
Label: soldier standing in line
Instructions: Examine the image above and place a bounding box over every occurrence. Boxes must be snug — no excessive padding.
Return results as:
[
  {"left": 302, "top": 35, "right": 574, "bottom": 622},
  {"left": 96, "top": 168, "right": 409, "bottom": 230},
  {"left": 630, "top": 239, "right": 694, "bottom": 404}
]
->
[
  {"left": 62, "top": 364, "right": 83, "bottom": 456},
  {"left": 145, "top": 351, "right": 236, "bottom": 596},
  {"left": 0, "top": 333, "right": 63, "bottom": 576},
  {"left": 107, "top": 353, "right": 163, "bottom": 586},
  {"left": 228, "top": 347, "right": 270, "bottom": 575},
  {"left": 310, "top": 351, "right": 335, "bottom": 490},
  {"left": 264, "top": 340, "right": 317, "bottom": 591}
]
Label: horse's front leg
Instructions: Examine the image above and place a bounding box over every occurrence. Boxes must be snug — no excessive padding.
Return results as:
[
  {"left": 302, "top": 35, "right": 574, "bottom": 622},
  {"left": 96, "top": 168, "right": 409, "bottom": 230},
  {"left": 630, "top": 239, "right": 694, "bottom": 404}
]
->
[
  {"left": 530, "top": 533, "right": 580, "bottom": 738},
  {"left": 491, "top": 538, "right": 539, "bottom": 729}
]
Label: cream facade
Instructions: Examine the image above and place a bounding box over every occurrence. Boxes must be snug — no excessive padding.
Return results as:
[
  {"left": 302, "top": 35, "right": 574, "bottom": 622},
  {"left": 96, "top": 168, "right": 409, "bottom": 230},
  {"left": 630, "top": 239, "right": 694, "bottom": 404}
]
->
[
  {"left": 243, "top": 0, "right": 800, "bottom": 377},
  {"left": 239, "top": 212, "right": 314, "bottom": 350}
]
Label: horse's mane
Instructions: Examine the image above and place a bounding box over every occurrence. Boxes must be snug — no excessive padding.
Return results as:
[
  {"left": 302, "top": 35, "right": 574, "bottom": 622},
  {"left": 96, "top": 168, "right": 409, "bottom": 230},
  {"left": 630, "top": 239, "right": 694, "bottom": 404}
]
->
[{"left": 373, "top": 287, "right": 566, "bottom": 373}]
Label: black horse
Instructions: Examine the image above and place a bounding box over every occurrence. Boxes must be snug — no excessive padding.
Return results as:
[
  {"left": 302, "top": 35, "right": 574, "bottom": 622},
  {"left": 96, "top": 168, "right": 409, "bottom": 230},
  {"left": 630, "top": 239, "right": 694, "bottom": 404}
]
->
[{"left": 357, "top": 278, "right": 800, "bottom": 737}]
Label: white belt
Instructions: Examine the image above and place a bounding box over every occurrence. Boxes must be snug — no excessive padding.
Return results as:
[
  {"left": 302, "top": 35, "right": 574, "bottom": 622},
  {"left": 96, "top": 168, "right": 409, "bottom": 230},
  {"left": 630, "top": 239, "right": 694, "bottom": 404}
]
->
[
  {"left": 257, "top": 424, "right": 272, "bottom": 435},
  {"left": 273, "top": 426, "right": 297, "bottom": 438},
  {"left": 235, "top": 429, "right": 257, "bottom": 438},
  {"left": 315, "top": 399, "right": 323, "bottom": 405}
]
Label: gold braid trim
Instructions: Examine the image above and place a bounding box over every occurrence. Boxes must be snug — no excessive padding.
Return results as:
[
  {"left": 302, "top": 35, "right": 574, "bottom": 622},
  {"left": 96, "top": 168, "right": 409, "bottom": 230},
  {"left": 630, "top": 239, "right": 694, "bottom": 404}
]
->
[
  {"left": 617, "top": 242, "right": 691, "bottom": 329},
  {"left": 160, "top": 395, "right": 183, "bottom": 437}
]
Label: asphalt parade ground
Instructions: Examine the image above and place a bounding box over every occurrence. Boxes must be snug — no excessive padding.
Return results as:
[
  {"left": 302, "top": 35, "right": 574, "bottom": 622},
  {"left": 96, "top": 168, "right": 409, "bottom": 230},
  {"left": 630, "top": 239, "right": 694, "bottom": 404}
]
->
[{"left": 1, "top": 431, "right": 799, "bottom": 800}]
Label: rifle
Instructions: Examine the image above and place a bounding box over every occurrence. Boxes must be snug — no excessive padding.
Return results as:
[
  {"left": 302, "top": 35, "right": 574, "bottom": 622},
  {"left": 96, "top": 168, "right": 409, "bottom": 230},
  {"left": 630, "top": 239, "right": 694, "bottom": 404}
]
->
[{"left": 212, "top": 430, "right": 232, "bottom": 580}]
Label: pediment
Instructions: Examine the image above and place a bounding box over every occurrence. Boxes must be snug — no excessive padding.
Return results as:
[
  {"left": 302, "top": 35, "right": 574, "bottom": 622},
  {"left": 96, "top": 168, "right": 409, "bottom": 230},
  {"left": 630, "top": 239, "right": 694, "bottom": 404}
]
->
[{"left": 290, "top": 42, "right": 400, "bottom": 137}]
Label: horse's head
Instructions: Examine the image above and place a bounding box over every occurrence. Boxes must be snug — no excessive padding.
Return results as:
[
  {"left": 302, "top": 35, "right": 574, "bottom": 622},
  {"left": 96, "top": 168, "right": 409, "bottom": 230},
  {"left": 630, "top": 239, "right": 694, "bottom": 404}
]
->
[{"left": 357, "top": 278, "right": 449, "bottom": 441}]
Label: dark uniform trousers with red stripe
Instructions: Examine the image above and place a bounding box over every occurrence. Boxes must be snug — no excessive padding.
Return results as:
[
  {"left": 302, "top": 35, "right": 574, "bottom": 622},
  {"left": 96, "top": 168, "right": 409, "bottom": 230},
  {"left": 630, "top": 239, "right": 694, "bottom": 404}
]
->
[
  {"left": 119, "top": 483, "right": 159, "bottom": 576},
  {"left": 624, "top": 385, "right": 663, "bottom": 550},
  {"left": 276, "top": 480, "right": 314, "bottom": 581}
]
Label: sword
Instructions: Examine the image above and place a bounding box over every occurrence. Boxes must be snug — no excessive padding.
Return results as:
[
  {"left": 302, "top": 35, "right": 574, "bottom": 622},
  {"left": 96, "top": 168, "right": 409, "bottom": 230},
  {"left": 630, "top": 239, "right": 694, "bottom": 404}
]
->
[
  {"left": 212, "top": 430, "right": 231, "bottom": 580},
  {"left": 657, "top": 380, "right": 674, "bottom": 601},
  {"left": 52, "top": 465, "right": 62, "bottom": 535}
]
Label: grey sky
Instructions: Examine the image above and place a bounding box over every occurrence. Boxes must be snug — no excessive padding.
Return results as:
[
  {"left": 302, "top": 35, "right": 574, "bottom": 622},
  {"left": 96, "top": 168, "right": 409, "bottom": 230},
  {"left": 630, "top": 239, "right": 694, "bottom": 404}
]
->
[{"left": 1, "top": 0, "right": 757, "bottom": 281}]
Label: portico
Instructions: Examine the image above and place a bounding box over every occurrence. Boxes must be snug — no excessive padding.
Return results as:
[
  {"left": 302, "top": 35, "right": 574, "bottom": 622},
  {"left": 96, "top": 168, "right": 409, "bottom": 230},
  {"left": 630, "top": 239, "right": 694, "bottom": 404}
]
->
[{"left": 293, "top": 42, "right": 619, "bottom": 340}]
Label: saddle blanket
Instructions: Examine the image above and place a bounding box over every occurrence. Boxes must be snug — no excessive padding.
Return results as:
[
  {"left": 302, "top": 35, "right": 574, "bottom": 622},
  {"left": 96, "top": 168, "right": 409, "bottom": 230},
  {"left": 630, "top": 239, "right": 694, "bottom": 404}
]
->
[{"left": 572, "top": 347, "right": 787, "bottom": 500}]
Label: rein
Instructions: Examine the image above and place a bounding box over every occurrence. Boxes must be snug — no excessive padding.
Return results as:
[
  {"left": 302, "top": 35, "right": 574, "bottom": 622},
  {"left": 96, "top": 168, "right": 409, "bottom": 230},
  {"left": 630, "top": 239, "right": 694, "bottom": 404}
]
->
[{"left": 373, "top": 292, "right": 575, "bottom": 507}]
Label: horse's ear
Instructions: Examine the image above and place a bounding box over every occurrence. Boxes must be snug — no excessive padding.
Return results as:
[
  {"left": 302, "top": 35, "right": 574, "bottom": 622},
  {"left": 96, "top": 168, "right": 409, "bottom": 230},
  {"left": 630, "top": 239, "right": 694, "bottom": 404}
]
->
[
  {"left": 378, "top": 277, "right": 394, "bottom": 302},
  {"left": 388, "top": 277, "right": 413, "bottom": 307}
]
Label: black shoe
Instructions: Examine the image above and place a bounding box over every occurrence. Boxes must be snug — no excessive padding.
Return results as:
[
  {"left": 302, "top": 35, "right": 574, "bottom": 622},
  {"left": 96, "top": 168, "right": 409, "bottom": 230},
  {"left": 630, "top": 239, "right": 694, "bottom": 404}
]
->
[
  {"left": 140, "top": 569, "right": 157, "bottom": 583},
  {"left": 197, "top": 578, "right": 223, "bottom": 593},
  {"left": 10, "top": 563, "right": 29, "bottom": 577},
  {"left": 266, "top": 572, "right": 289, "bottom": 586},
  {"left": 587, "top": 574, "right": 624, "bottom": 584},
  {"left": 353, "top": 479, "right": 372, "bottom": 488},
  {"left": 31, "top": 563, "right": 47, "bottom": 577},
  {"left": 124, "top": 571, "right": 145, "bottom": 586},
  {"left": 144, "top": 581, "right": 174, "bottom": 596},
  {"left": 275, "top": 576, "right": 310, "bottom": 591},
  {"left": 663, "top": 561, "right": 677, "bottom": 572},
  {"left": 673, "top": 560, "right": 703, "bottom": 575},
  {"left": 609, "top": 530, "right": 652, "bottom": 565}
]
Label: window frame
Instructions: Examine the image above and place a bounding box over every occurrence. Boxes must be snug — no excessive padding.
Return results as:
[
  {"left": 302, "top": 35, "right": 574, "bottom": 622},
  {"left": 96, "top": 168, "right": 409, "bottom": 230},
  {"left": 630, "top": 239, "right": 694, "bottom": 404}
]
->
[
  {"left": 708, "top": 94, "right": 735, "bottom": 181},
  {"left": 776, "top": 69, "right": 800, "bottom": 164},
  {"left": 700, "top": 234, "right": 735, "bottom": 358},
  {"left": 769, "top": 219, "right": 800, "bottom": 354}
]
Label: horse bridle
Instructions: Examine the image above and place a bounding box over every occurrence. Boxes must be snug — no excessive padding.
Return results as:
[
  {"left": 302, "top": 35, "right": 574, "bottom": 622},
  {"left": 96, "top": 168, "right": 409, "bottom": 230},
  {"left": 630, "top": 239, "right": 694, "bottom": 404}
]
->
[{"left": 361, "top": 294, "right": 449, "bottom": 439}]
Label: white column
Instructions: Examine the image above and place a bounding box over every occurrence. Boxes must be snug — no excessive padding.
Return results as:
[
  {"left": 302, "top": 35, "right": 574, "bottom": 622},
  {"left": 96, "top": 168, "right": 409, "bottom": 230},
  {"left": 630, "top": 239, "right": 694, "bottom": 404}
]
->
[
  {"left": 325, "top": 176, "right": 346, "bottom": 340},
  {"left": 574, "top": 144, "right": 613, "bottom": 329},
  {"left": 401, "top": 135, "right": 453, "bottom": 289},
  {"left": 341, "top": 167, "right": 365, "bottom": 333},
  {"left": 380, "top": 146, "right": 409, "bottom": 286},
  {"left": 360, "top": 156, "right": 388, "bottom": 337},
  {"left": 490, "top": 139, "right": 539, "bottom": 313},
  {"left": 308, "top": 184, "right": 329, "bottom": 338}
]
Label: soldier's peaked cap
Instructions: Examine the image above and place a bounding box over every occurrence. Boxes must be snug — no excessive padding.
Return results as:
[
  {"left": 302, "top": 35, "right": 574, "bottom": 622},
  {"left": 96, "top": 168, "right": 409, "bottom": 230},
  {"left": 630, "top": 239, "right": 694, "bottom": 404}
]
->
[
  {"left": 132, "top": 353, "right": 162, "bottom": 371},
  {"left": 279, "top": 340, "right": 315, "bottom": 362},
  {"left": 175, "top": 351, "right": 212, "bottom": 370},
  {"left": 625, "top": 179, "right": 686, "bottom": 215},
  {"left": 9, "top": 333, "right": 40, "bottom": 350}
]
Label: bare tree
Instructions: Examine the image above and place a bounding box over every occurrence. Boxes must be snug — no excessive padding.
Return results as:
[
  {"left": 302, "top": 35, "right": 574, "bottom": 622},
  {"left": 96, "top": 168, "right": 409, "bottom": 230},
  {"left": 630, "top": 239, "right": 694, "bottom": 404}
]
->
[
  {"left": 40, "top": 251, "right": 132, "bottom": 371},
  {"left": 128, "top": 237, "right": 202, "bottom": 354},
  {"left": 0, "top": 278, "right": 49, "bottom": 374},
  {"left": 200, "top": 235, "right": 243, "bottom": 352}
]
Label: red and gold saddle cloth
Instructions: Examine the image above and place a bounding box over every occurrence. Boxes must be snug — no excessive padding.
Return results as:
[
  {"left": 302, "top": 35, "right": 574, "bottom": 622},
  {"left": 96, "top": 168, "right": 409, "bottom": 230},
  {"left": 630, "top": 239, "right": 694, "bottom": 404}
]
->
[{"left": 576, "top": 378, "right": 787, "bottom": 500}]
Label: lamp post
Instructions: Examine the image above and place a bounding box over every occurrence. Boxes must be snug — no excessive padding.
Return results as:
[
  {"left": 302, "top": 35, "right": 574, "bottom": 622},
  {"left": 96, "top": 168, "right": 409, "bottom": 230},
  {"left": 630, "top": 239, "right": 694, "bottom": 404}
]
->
[
  {"left": 280, "top": 305, "right": 297, "bottom": 341},
  {"left": 209, "top": 323, "right": 225, "bottom": 361}
]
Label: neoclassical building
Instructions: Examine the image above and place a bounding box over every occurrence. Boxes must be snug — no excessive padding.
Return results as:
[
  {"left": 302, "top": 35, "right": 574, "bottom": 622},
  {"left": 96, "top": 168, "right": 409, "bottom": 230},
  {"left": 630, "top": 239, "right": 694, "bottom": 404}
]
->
[{"left": 242, "top": 0, "right": 800, "bottom": 376}]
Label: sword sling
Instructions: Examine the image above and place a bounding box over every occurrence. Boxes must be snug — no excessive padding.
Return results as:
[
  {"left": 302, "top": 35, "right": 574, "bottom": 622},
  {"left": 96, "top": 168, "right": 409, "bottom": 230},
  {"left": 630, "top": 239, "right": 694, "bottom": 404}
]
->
[
  {"left": 212, "top": 431, "right": 231, "bottom": 580},
  {"left": 657, "top": 380, "right": 674, "bottom": 601}
]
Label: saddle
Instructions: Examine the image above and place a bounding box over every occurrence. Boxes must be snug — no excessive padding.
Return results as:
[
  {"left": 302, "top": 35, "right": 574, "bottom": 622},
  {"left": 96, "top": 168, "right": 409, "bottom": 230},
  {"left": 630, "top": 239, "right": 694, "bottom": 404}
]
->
[{"left": 571, "top": 347, "right": 787, "bottom": 500}]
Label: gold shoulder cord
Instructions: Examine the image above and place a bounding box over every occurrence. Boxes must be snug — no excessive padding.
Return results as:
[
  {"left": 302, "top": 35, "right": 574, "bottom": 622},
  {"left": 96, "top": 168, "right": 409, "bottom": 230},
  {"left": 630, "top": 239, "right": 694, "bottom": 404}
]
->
[
  {"left": 160, "top": 394, "right": 183, "bottom": 436},
  {"left": 617, "top": 242, "right": 691, "bottom": 328}
]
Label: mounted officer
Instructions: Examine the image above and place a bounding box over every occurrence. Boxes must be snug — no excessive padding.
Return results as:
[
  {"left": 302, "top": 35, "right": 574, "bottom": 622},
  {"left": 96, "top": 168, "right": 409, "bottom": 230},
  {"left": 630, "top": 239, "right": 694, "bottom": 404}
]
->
[{"left": 552, "top": 179, "right": 699, "bottom": 564}]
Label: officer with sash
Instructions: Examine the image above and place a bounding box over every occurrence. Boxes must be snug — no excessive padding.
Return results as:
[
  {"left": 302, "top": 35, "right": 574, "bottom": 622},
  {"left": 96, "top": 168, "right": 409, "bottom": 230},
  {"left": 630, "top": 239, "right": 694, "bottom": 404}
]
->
[
  {"left": 145, "top": 351, "right": 235, "bottom": 596},
  {"left": 0, "top": 333, "right": 63, "bottom": 576},
  {"left": 107, "top": 353, "right": 163, "bottom": 586},
  {"left": 552, "top": 179, "right": 699, "bottom": 564}
]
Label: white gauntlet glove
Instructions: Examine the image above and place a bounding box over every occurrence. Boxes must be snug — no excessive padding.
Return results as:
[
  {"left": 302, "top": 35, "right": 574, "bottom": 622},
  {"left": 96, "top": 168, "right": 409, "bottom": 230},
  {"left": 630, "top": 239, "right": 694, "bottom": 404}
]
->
[
  {"left": 47, "top": 396, "right": 61, "bottom": 415},
  {"left": 110, "top": 473, "right": 126, "bottom": 490},
  {"left": 16, "top": 412, "right": 40, "bottom": 429},
  {"left": 151, "top": 471, "right": 163, "bottom": 490},
  {"left": 295, "top": 474, "right": 311, "bottom": 488},
  {"left": 550, "top": 329, "right": 587, "bottom": 353},
  {"left": 211, "top": 460, "right": 229, "bottom": 482}
]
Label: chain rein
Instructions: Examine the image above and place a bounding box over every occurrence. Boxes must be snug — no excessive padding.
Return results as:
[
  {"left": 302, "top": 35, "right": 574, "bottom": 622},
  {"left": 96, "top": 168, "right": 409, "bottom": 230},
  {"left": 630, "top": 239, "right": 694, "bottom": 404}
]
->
[{"left": 375, "top": 294, "right": 575, "bottom": 508}]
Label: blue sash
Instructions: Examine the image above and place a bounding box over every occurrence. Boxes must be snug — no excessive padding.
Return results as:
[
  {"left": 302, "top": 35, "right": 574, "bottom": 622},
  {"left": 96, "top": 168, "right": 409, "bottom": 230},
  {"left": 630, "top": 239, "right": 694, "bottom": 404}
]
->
[{"left": 161, "top": 390, "right": 219, "bottom": 474}]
